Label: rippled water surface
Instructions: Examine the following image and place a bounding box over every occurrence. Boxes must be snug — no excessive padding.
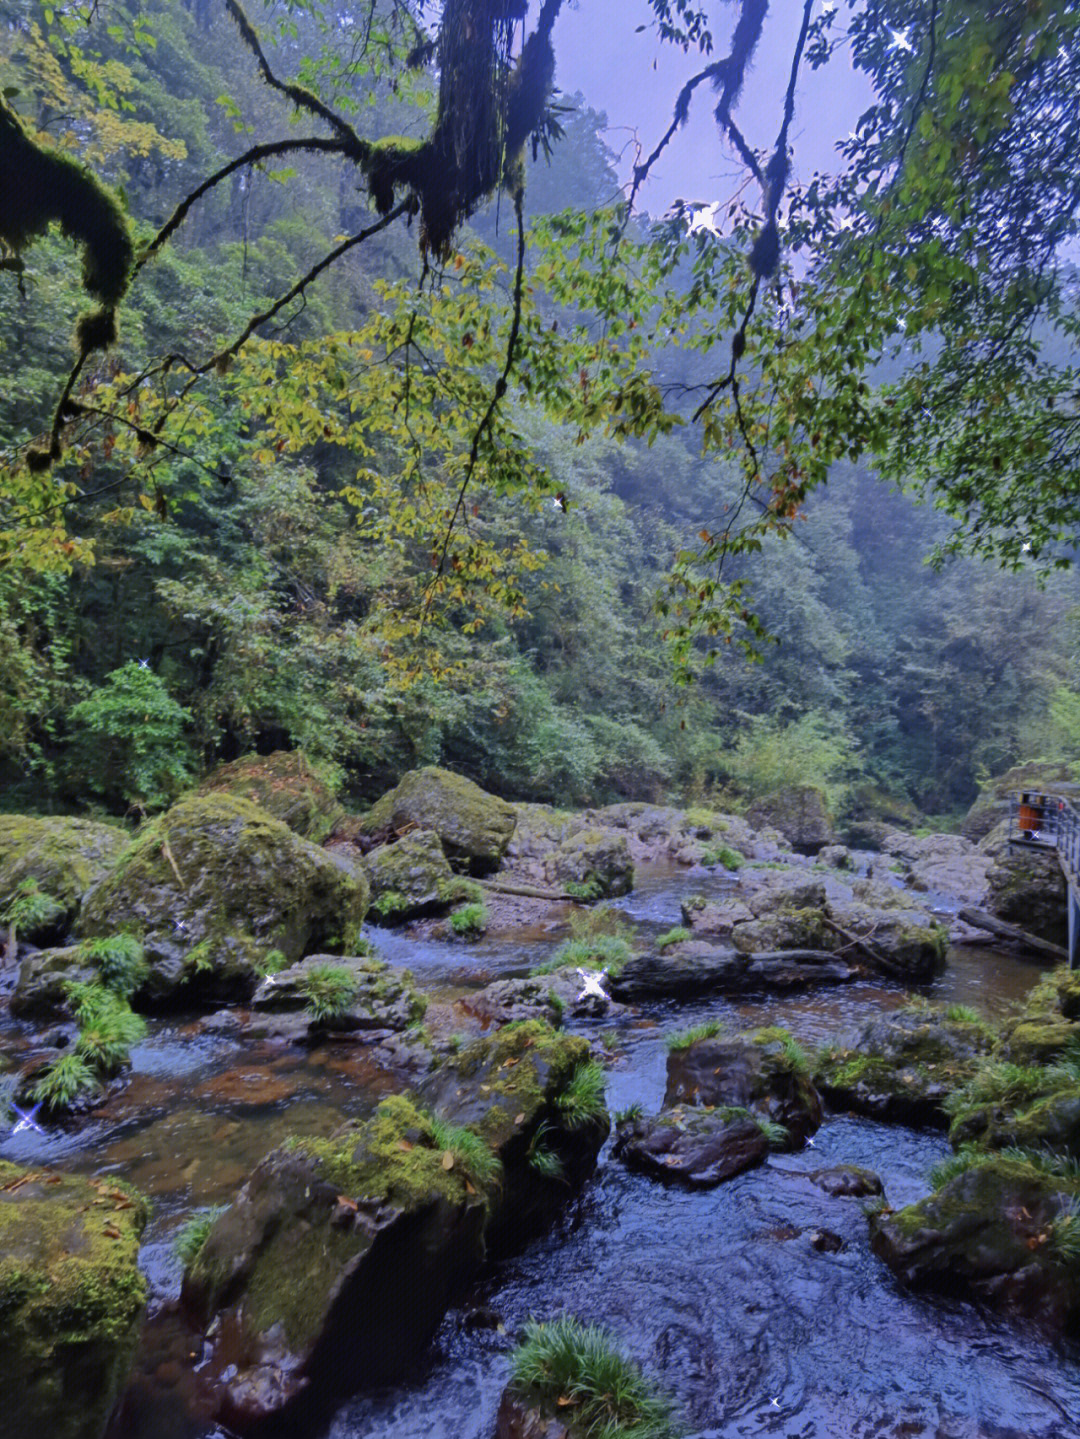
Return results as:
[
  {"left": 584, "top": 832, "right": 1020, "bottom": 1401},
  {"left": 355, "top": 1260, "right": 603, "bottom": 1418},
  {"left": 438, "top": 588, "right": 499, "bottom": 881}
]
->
[{"left": 2, "top": 860, "right": 1076, "bottom": 1439}]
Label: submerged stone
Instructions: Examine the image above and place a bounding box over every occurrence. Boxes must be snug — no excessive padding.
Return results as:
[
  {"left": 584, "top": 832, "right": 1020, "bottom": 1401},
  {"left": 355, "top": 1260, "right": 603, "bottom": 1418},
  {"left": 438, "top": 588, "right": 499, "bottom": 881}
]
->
[{"left": 614, "top": 1107, "right": 769, "bottom": 1187}]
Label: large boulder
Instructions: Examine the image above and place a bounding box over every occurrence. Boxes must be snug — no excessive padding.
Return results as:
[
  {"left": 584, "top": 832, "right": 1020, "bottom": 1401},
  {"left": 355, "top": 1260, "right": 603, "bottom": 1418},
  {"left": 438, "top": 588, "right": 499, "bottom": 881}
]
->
[
  {"left": 986, "top": 846, "right": 1067, "bottom": 946},
  {"left": 0, "top": 814, "right": 128, "bottom": 937},
  {"left": 360, "top": 829, "right": 453, "bottom": 922},
  {"left": 826, "top": 884, "right": 949, "bottom": 980},
  {"left": 746, "top": 785, "right": 834, "bottom": 853},
  {"left": 664, "top": 1026, "right": 822, "bottom": 1148},
  {"left": 550, "top": 826, "right": 633, "bottom": 898},
  {"left": 813, "top": 1004, "right": 995, "bottom": 1127},
  {"left": 77, "top": 794, "right": 369, "bottom": 1006},
  {"left": 355, "top": 767, "right": 515, "bottom": 872},
  {"left": 182, "top": 1022, "right": 605, "bottom": 1433},
  {"left": 613, "top": 1106, "right": 770, "bottom": 1187},
  {"left": 869, "top": 1157, "right": 1080, "bottom": 1332},
  {"left": 197, "top": 751, "right": 344, "bottom": 842},
  {"left": 879, "top": 831, "right": 993, "bottom": 906},
  {"left": 0, "top": 1160, "right": 148, "bottom": 1439}
]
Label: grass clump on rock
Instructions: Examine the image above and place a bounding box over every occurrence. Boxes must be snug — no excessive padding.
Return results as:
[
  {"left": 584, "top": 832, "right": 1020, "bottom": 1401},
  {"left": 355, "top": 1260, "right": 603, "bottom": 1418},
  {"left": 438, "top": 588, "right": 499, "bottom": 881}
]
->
[
  {"left": 173, "top": 1206, "right": 227, "bottom": 1266},
  {"left": 427, "top": 1113, "right": 503, "bottom": 1190},
  {"left": 299, "top": 963, "right": 359, "bottom": 1022},
  {"left": 31, "top": 1052, "right": 99, "bottom": 1111},
  {"left": 556, "top": 1059, "right": 607, "bottom": 1130},
  {"left": 449, "top": 901, "right": 488, "bottom": 937},
  {"left": 510, "top": 1315, "right": 677, "bottom": 1439},
  {"left": 655, "top": 926, "right": 691, "bottom": 951},
  {"left": 666, "top": 1020, "right": 723, "bottom": 1051}
]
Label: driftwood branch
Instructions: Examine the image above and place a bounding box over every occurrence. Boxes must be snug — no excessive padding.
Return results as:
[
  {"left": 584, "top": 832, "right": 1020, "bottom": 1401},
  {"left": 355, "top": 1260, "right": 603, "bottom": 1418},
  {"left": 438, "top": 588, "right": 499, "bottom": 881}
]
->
[
  {"left": 820, "top": 913, "right": 909, "bottom": 978},
  {"left": 958, "top": 908, "right": 1068, "bottom": 961}
]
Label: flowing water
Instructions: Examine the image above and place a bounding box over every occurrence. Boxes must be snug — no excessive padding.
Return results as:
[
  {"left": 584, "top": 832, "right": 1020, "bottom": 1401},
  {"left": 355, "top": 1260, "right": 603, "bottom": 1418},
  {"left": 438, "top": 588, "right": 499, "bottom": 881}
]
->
[{"left": 2, "top": 861, "right": 1078, "bottom": 1439}]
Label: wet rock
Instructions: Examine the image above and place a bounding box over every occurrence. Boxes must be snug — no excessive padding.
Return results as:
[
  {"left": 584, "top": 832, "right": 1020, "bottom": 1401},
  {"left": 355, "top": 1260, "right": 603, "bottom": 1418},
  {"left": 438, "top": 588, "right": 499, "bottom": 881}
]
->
[
  {"left": 614, "top": 1106, "right": 769, "bottom": 1187},
  {"left": 609, "top": 942, "right": 855, "bottom": 1001},
  {"left": 360, "top": 830, "right": 453, "bottom": 923},
  {"left": 665, "top": 1027, "right": 822, "bottom": 1148},
  {"left": 418, "top": 1020, "right": 609, "bottom": 1254},
  {"left": 746, "top": 785, "right": 834, "bottom": 853},
  {"left": 986, "top": 846, "right": 1067, "bottom": 946},
  {"left": 732, "top": 907, "right": 835, "bottom": 954},
  {"left": 879, "top": 831, "right": 992, "bottom": 906},
  {"left": 197, "top": 751, "right": 344, "bottom": 842},
  {"left": 746, "top": 876, "right": 828, "bottom": 914},
  {"left": 952, "top": 1086, "right": 1080, "bottom": 1155},
  {"left": 551, "top": 826, "right": 634, "bottom": 899},
  {"left": 182, "top": 1023, "right": 604, "bottom": 1433},
  {"left": 493, "top": 1392, "right": 570, "bottom": 1439},
  {"left": 11, "top": 942, "right": 98, "bottom": 1018},
  {"left": 353, "top": 766, "right": 515, "bottom": 872},
  {"left": 869, "top": 1158, "right": 1080, "bottom": 1331},
  {"left": 824, "top": 891, "right": 949, "bottom": 980},
  {"left": 807, "top": 1165, "right": 884, "bottom": 1198},
  {"left": 0, "top": 1159, "right": 149, "bottom": 1439},
  {"left": 0, "top": 814, "right": 128, "bottom": 938},
  {"left": 77, "top": 794, "right": 369, "bottom": 1008},
  {"left": 680, "top": 895, "right": 752, "bottom": 940},
  {"left": 461, "top": 969, "right": 620, "bottom": 1027},
  {"left": 249, "top": 953, "right": 427, "bottom": 1033},
  {"left": 819, "top": 844, "right": 855, "bottom": 870},
  {"left": 814, "top": 1004, "right": 995, "bottom": 1128},
  {"left": 808, "top": 1228, "right": 845, "bottom": 1252}
]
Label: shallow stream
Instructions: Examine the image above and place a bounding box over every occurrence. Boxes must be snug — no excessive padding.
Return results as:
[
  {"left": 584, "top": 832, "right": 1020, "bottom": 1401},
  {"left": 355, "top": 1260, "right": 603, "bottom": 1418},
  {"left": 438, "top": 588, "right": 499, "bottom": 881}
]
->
[{"left": 2, "top": 861, "right": 1078, "bottom": 1439}]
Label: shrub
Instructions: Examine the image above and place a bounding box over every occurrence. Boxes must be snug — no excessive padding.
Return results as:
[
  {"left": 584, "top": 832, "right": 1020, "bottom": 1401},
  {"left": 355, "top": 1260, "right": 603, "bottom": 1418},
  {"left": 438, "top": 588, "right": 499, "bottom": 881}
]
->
[
  {"left": 173, "top": 1206, "right": 226, "bottom": 1266},
  {"left": 655, "top": 926, "right": 691, "bottom": 951},
  {"left": 614, "top": 1102, "right": 643, "bottom": 1124},
  {"left": 944, "top": 1003, "right": 981, "bottom": 1025},
  {"left": 1050, "top": 1196, "right": 1080, "bottom": 1264},
  {"left": 566, "top": 879, "right": 604, "bottom": 902},
  {"left": 78, "top": 933, "right": 148, "bottom": 998},
  {"left": 510, "top": 1316, "right": 676, "bottom": 1439},
  {"left": 65, "top": 661, "right": 193, "bottom": 812},
  {"left": 449, "top": 902, "right": 488, "bottom": 937},
  {"left": 556, "top": 1060, "right": 607, "bottom": 1129},
  {"left": 299, "top": 964, "right": 359, "bottom": 1022}
]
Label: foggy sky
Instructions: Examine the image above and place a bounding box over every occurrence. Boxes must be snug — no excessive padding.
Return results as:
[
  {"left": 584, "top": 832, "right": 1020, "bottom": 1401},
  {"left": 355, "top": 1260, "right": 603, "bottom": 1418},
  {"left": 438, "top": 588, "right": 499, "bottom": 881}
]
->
[{"left": 552, "top": 0, "right": 874, "bottom": 217}]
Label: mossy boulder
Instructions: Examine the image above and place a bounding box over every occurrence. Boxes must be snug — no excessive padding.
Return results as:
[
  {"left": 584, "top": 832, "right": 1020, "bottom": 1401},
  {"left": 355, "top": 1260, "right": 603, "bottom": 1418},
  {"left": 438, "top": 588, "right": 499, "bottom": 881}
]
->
[
  {"left": 77, "top": 794, "right": 369, "bottom": 1007},
  {"left": 11, "top": 942, "right": 97, "bottom": 1018},
  {"left": 986, "top": 846, "right": 1067, "bottom": 945},
  {"left": 250, "top": 953, "right": 428, "bottom": 1033},
  {"left": 731, "top": 906, "right": 834, "bottom": 954},
  {"left": 952, "top": 1087, "right": 1080, "bottom": 1156},
  {"left": 664, "top": 1027, "right": 822, "bottom": 1148},
  {"left": 869, "top": 1158, "right": 1080, "bottom": 1331},
  {"left": 418, "top": 1020, "right": 608, "bottom": 1251},
  {"left": 462, "top": 970, "right": 619, "bottom": 1027},
  {"left": 814, "top": 1005, "right": 995, "bottom": 1127},
  {"left": 181, "top": 1093, "right": 490, "bottom": 1433},
  {"left": 357, "top": 766, "right": 515, "bottom": 872},
  {"left": 826, "top": 893, "right": 949, "bottom": 979},
  {"left": 0, "top": 814, "right": 128, "bottom": 936},
  {"left": 680, "top": 895, "right": 753, "bottom": 940},
  {"left": 614, "top": 1106, "right": 771, "bottom": 1187},
  {"left": 746, "top": 785, "right": 834, "bottom": 853},
  {"left": 197, "top": 751, "right": 343, "bottom": 842},
  {"left": 551, "top": 826, "right": 634, "bottom": 898},
  {"left": 361, "top": 829, "right": 453, "bottom": 923},
  {"left": 1000, "top": 1018, "right": 1080, "bottom": 1066},
  {"left": 0, "top": 1160, "right": 149, "bottom": 1439}
]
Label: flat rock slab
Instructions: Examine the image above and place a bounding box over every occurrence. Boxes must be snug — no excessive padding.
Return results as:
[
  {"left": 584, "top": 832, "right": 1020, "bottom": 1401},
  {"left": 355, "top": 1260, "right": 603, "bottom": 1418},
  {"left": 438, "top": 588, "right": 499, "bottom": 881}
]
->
[{"left": 610, "top": 943, "right": 856, "bottom": 1001}]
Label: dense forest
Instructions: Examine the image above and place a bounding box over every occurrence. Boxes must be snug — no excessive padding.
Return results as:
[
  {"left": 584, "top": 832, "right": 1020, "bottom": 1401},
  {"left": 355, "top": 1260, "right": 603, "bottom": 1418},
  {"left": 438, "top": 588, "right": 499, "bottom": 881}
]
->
[{"left": 2, "top": 0, "right": 1079, "bottom": 827}]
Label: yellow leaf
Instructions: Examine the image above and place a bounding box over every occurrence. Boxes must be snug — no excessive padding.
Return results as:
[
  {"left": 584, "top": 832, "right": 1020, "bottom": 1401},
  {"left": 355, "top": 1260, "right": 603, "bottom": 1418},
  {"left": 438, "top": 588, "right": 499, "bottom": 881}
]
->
[{"left": 441, "top": 1151, "right": 455, "bottom": 1170}]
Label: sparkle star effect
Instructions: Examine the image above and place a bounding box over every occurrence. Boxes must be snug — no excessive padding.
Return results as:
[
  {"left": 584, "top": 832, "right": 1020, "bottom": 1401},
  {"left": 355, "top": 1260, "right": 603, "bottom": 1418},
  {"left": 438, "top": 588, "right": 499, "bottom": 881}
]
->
[
  {"left": 576, "top": 967, "right": 609, "bottom": 1002},
  {"left": 11, "top": 1103, "right": 45, "bottom": 1136},
  {"left": 770, "top": 1397, "right": 781, "bottom": 1410},
  {"left": 889, "top": 27, "right": 913, "bottom": 50},
  {"left": 138, "top": 658, "right": 150, "bottom": 668},
  {"left": 806, "top": 1136, "right": 816, "bottom": 1148}
]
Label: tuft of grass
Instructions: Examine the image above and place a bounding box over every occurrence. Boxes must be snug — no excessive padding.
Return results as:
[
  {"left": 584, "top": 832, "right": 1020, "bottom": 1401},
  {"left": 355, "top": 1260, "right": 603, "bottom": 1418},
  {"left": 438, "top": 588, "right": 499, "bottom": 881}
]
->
[
  {"left": 532, "top": 933, "right": 631, "bottom": 979},
  {"left": 31, "top": 1052, "right": 99, "bottom": 1111},
  {"left": 944, "top": 1003, "right": 981, "bottom": 1025},
  {"left": 527, "top": 1122, "right": 567, "bottom": 1182},
  {"left": 74, "top": 1000, "right": 146, "bottom": 1075},
  {"left": 2, "top": 877, "right": 64, "bottom": 938},
  {"left": 547, "top": 989, "right": 566, "bottom": 1020},
  {"left": 255, "top": 947, "right": 290, "bottom": 976},
  {"left": 556, "top": 1060, "right": 607, "bottom": 1130},
  {"left": 427, "top": 1113, "right": 502, "bottom": 1190},
  {"left": 755, "top": 1117, "right": 790, "bottom": 1147},
  {"left": 655, "top": 926, "right": 691, "bottom": 952},
  {"left": 437, "top": 875, "right": 484, "bottom": 907},
  {"left": 942, "top": 1060, "right": 1070, "bottom": 1119},
  {"left": 173, "top": 1206, "right": 226, "bottom": 1266},
  {"left": 666, "top": 1019, "right": 722, "bottom": 1051},
  {"left": 449, "top": 901, "right": 488, "bottom": 938},
  {"left": 78, "top": 933, "right": 148, "bottom": 998},
  {"left": 614, "top": 1102, "right": 644, "bottom": 1124},
  {"left": 299, "top": 964, "right": 359, "bottom": 1023},
  {"left": 510, "top": 1316, "right": 677, "bottom": 1439},
  {"left": 701, "top": 845, "right": 743, "bottom": 870},
  {"left": 1050, "top": 1196, "right": 1080, "bottom": 1264}
]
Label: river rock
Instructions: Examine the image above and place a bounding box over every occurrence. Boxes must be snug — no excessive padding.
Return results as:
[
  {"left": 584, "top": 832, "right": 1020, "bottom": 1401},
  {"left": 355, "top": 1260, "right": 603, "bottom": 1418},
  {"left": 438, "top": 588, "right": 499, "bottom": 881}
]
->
[
  {"left": 493, "top": 1392, "right": 571, "bottom": 1439},
  {"left": 665, "top": 1027, "right": 822, "bottom": 1147},
  {"left": 0, "top": 814, "right": 128, "bottom": 939},
  {"left": 986, "top": 845, "right": 1067, "bottom": 946},
  {"left": 680, "top": 895, "right": 753, "bottom": 939},
  {"left": 824, "top": 890, "right": 949, "bottom": 980},
  {"left": 183, "top": 1023, "right": 603, "bottom": 1432},
  {"left": 77, "top": 794, "right": 369, "bottom": 1007},
  {"left": 869, "top": 1159, "right": 1080, "bottom": 1331},
  {"left": 614, "top": 1106, "right": 770, "bottom": 1187},
  {"left": 197, "top": 751, "right": 344, "bottom": 841},
  {"left": 819, "top": 844, "right": 855, "bottom": 870},
  {"left": 361, "top": 829, "right": 453, "bottom": 922},
  {"left": 354, "top": 766, "right": 515, "bottom": 871},
  {"left": 746, "top": 785, "right": 834, "bottom": 853},
  {"left": 11, "top": 942, "right": 98, "bottom": 1017},
  {"left": 807, "top": 1165, "right": 884, "bottom": 1198},
  {"left": 814, "top": 1004, "right": 994, "bottom": 1127},
  {"left": 249, "top": 953, "right": 427, "bottom": 1032},
  {"left": 879, "top": 831, "right": 993, "bottom": 906},
  {"left": 609, "top": 941, "right": 855, "bottom": 1001},
  {"left": 0, "top": 1159, "right": 149, "bottom": 1439},
  {"left": 550, "top": 826, "right": 633, "bottom": 898},
  {"left": 461, "top": 969, "right": 620, "bottom": 1026}
]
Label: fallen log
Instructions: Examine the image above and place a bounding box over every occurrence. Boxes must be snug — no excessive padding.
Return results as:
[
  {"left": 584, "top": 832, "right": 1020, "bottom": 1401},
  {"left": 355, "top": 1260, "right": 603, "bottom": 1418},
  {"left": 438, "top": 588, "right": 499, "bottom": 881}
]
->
[
  {"left": 479, "top": 878, "right": 576, "bottom": 901},
  {"left": 958, "top": 908, "right": 1069, "bottom": 961}
]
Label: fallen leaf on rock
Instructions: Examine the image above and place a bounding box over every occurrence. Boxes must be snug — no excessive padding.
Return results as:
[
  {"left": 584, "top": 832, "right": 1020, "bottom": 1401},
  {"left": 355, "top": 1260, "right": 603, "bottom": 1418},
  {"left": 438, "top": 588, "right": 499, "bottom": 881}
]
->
[
  {"left": 336, "top": 1195, "right": 358, "bottom": 1211},
  {"left": 442, "top": 1151, "right": 455, "bottom": 1170},
  {"left": 398, "top": 1140, "right": 413, "bottom": 1152},
  {"left": 514, "top": 1112, "right": 525, "bottom": 1125}
]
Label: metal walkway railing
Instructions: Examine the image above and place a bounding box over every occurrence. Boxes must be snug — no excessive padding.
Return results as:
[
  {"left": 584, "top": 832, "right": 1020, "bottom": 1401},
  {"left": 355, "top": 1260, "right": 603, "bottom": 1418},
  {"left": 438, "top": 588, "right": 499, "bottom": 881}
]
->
[{"left": 1009, "top": 791, "right": 1080, "bottom": 967}]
